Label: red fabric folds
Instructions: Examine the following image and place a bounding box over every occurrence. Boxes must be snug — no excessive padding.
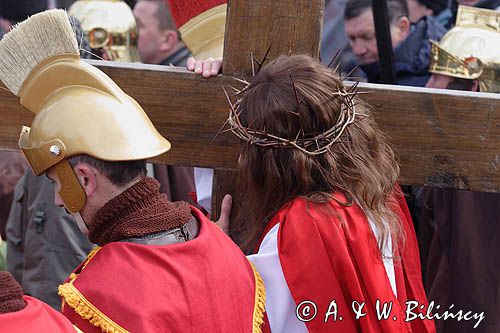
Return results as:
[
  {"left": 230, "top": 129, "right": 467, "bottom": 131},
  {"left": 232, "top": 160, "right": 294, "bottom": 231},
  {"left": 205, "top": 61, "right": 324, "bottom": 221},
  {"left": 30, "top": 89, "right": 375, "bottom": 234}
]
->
[
  {"left": 1, "top": 296, "right": 75, "bottom": 332},
  {"left": 166, "top": 0, "right": 227, "bottom": 28},
  {"left": 260, "top": 191, "right": 435, "bottom": 333},
  {"left": 61, "top": 206, "right": 256, "bottom": 332}
]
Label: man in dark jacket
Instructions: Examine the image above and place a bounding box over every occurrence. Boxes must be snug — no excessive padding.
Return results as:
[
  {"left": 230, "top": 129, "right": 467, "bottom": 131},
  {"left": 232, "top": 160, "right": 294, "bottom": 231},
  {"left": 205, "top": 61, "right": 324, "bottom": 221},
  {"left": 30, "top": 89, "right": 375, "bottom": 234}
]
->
[
  {"left": 344, "top": 0, "right": 446, "bottom": 86},
  {"left": 407, "top": 0, "right": 456, "bottom": 28},
  {"left": 6, "top": 172, "right": 94, "bottom": 310},
  {"left": 133, "top": 0, "right": 191, "bottom": 66}
]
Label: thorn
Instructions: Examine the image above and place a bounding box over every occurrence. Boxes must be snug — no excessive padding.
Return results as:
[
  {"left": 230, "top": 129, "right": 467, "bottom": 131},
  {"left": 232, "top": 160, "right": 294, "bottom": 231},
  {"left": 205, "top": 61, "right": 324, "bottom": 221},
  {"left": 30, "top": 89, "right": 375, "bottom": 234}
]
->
[
  {"left": 233, "top": 77, "right": 251, "bottom": 86},
  {"left": 342, "top": 65, "right": 359, "bottom": 83},
  {"left": 289, "top": 71, "right": 301, "bottom": 114},
  {"left": 250, "top": 52, "right": 256, "bottom": 77},
  {"left": 229, "top": 85, "right": 241, "bottom": 94},
  {"left": 327, "top": 49, "right": 342, "bottom": 69},
  {"left": 255, "top": 45, "right": 272, "bottom": 76}
]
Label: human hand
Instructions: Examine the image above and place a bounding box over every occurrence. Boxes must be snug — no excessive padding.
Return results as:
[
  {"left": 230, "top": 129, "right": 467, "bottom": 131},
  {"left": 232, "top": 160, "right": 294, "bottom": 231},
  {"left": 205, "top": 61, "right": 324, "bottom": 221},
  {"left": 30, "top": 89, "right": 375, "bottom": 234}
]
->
[
  {"left": 186, "top": 56, "right": 222, "bottom": 78},
  {"left": 214, "top": 194, "right": 232, "bottom": 235}
]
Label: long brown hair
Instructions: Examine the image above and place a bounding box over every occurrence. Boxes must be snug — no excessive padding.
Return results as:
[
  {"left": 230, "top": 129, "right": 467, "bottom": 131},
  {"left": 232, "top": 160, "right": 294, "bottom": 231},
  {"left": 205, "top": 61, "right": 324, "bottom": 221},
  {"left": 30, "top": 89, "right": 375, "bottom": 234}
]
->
[{"left": 230, "top": 55, "right": 404, "bottom": 254}]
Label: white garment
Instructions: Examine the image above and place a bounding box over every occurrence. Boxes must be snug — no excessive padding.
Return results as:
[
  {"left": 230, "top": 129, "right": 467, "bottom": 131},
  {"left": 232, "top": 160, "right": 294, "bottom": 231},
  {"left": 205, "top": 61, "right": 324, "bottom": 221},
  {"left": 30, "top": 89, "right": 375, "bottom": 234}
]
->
[
  {"left": 194, "top": 167, "right": 213, "bottom": 213},
  {"left": 247, "top": 224, "right": 308, "bottom": 333},
  {"left": 247, "top": 218, "right": 396, "bottom": 333}
]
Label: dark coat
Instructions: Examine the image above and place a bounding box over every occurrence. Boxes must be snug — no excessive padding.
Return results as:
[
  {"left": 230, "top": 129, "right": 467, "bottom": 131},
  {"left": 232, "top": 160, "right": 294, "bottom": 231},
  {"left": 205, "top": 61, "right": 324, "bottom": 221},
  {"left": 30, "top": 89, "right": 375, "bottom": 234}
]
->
[
  {"left": 421, "top": 188, "right": 500, "bottom": 333},
  {"left": 6, "top": 171, "right": 94, "bottom": 309},
  {"left": 360, "top": 16, "right": 447, "bottom": 87}
]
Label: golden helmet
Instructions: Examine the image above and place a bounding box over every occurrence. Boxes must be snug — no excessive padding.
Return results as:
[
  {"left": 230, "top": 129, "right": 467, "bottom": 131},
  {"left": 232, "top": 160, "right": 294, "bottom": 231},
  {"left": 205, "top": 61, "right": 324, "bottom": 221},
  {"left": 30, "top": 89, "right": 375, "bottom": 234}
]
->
[
  {"left": 429, "top": 5, "right": 500, "bottom": 93},
  {"left": 167, "top": 0, "right": 227, "bottom": 59},
  {"left": 0, "top": 10, "right": 170, "bottom": 212},
  {"left": 69, "top": 0, "right": 141, "bottom": 62}
]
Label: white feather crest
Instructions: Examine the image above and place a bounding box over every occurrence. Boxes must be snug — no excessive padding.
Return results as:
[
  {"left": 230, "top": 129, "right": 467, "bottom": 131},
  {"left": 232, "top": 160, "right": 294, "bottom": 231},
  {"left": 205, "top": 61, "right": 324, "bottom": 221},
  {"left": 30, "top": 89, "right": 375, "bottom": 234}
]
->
[{"left": 0, "top": 9, "right": 79, "bottom": 96}]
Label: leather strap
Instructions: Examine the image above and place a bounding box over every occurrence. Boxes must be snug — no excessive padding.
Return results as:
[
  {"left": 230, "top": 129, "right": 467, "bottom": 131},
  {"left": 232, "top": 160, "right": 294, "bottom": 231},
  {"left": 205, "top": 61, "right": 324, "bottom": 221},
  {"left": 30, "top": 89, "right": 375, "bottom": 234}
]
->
[{"left": 120, "top": 216, "right": 199, "bottom": 246}]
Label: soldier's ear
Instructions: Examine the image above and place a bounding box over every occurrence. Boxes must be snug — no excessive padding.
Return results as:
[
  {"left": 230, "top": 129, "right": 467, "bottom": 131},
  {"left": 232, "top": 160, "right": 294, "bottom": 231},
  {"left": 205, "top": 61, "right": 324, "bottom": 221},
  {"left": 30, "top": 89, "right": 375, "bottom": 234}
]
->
[{"left": 72, "top": 163, "right": 97, "bottom": 197}]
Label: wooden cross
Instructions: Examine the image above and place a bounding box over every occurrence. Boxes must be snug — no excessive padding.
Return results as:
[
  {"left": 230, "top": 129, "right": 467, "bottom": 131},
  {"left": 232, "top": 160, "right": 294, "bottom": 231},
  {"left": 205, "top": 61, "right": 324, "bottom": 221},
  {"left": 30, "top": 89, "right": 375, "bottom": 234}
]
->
[{"left": 0, "top": 0, "right": 499, "bottom": 220}]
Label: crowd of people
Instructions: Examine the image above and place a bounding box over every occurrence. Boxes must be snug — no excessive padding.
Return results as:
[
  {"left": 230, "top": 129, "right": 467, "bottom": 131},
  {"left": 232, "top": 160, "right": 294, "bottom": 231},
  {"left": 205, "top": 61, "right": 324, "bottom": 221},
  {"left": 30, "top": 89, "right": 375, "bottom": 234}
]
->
[{"left": 0, "top": 0, "right": 498, "bottom": 332}]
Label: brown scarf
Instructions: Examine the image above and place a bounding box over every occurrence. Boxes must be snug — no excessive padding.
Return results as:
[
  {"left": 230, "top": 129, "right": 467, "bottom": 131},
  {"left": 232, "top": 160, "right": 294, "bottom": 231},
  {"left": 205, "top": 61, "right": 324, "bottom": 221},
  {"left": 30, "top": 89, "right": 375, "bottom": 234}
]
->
[
  {"left": 0, "top": 271, "right": 26, "bottom": 314},
  {"left": 89, "top": 177, "right": 192, "bottom": 246}
]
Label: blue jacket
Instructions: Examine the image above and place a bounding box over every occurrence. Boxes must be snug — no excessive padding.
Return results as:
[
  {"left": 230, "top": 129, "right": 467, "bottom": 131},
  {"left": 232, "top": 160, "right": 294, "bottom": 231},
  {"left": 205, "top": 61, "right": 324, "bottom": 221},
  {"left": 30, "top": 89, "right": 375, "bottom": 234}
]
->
[{"left": 360, "top": 16, "right": 447, "bottom": 87}]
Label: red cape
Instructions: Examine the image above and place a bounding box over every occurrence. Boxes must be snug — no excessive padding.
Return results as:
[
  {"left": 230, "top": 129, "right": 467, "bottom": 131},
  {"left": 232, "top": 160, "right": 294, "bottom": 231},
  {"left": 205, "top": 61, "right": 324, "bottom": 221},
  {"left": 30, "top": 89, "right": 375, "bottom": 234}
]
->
[
  {"left": 1, "top": 295, "right": 77, "bottom": 332},
  {"left": 59, "top": 207, "right": 264, "bottom": 332},
  {"left": 259, "top": 191, "right": 435, "bottom": 333}
]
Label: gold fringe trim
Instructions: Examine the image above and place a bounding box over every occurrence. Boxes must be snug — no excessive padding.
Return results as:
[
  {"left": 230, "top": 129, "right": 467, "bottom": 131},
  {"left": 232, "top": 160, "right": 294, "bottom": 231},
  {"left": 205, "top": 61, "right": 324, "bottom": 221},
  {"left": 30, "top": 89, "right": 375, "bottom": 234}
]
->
[
  {"left": 69, "top": 246, "right": 102, "bottom": 282},
  {"left": 84, "top": 246, "right": 102, "bottom": 267},
  {"left": 59, "top": 282, "right": 129, "bottom": 333},
  {"left": 250, "top": 262, "right": 266, "bottom": 333}
]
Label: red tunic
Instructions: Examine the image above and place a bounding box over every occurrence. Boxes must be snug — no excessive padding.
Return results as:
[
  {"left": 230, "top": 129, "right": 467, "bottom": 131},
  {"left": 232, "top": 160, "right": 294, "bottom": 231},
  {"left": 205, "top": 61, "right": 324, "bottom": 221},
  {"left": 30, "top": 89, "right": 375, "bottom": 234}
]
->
[
  {"left": 59, "top": 207, "right": 264, "bottom": 332},
  {"left": 1, "top": 295, "right": 77, "bottom": 332},
  {"left": 259, "top": 192, "right": 436, "bottom": 333}
]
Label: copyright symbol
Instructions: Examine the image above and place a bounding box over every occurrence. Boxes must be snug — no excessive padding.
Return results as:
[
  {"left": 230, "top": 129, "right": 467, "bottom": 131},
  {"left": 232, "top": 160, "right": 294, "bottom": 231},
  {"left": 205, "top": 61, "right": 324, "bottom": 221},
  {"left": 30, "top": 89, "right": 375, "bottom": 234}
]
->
[{"left": 296, "top": 300, "right": 318, "bottom": 322}]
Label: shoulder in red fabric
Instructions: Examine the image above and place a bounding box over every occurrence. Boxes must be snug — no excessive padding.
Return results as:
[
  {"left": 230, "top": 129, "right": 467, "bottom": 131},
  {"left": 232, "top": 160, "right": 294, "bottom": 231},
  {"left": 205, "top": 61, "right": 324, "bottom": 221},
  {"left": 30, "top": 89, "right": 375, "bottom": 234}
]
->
[
  {"left": 59, "top": 207, "right": 264, "bottom": 333},
  {"left": 1, "top": 296, "right": 77, "bottom": 332},
  {"left": 265, "top": 193, "right": 435, "bottom": 333}
]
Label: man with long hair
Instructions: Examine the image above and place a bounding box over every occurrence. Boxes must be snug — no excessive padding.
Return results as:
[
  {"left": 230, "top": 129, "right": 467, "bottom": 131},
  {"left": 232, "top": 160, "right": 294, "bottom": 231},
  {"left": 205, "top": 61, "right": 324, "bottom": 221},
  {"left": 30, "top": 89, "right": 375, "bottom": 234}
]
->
[{"left": 195, "top": 55, "right": 435, "bottom": 332}]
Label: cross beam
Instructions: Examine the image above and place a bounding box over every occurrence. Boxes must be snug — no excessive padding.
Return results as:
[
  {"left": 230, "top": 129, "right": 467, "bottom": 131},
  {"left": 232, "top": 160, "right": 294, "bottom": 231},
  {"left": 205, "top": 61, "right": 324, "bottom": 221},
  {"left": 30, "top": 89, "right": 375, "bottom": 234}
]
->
[
  {"left": 0, "top": 0, "right": 498, "bottom": 209},
  {"left": 2, "top": 62, "right": 498, "bottom": 192}
]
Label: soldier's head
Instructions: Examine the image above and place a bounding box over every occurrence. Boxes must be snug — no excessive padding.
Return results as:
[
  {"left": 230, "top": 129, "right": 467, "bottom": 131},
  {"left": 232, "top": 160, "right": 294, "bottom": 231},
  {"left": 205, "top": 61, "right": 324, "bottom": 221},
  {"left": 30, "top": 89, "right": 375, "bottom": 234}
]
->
[
  {"left": 46, "top": 156, "right": 148, "bottom": 229},
  {"left": 68, "top": 0, "right": 141, "bottom": 62},
  {"left": 133, "top": 0, "right": 181, "bottom": 64},
  {"left": 0, "top": 10, "right": 170, "bottom": 234},
  {"left": 344, "top": 0, "right": 411, "bottom": 65},
  {"left": 427, "top": 6, "right": 500, "bottom": 93}
]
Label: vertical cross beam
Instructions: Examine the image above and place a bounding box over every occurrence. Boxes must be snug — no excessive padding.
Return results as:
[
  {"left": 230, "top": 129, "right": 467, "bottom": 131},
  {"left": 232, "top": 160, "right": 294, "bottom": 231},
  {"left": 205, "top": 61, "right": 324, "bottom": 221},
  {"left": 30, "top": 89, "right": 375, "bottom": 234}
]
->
[{"left": 211, "top": 0, "right": 325, "bottom": 219}]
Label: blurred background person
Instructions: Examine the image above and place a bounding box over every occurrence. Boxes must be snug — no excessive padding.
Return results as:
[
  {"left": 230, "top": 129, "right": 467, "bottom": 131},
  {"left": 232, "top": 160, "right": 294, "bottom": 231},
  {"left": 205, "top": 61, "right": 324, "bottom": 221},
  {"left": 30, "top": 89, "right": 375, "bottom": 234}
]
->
[
  {"left": 344, "top": 0, "right": 446, "bottom": 86},
  {"left": 407, "top": 0, "right": 457, "bottom": 28},
  {"left": 133, "top": 0, "right": 190, "bottom": 66},
  {"left": 0, "top": 153, "right": 26, "bottom": 242},
  {"left": 320, "top": 0, "right": 365, "bottom": 81},
  {"left": 69, "top": 0, "right": 141, "bottom": 61},
  {"left": 0, "top": 152, "right": 25, "bottom": 271}
]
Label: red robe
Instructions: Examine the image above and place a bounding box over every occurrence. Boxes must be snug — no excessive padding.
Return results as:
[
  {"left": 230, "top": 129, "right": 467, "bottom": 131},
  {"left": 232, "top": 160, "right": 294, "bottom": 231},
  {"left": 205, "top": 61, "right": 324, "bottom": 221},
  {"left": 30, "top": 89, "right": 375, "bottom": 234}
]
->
[
  {"left": 1, "top": 295, "right": 78, "bottom": 332},
  {"left": 259, "top": 192, "right": 435, "bottom": 333},
  {"left": 59, "top": 207, "right": 265, "bottom": 332}
]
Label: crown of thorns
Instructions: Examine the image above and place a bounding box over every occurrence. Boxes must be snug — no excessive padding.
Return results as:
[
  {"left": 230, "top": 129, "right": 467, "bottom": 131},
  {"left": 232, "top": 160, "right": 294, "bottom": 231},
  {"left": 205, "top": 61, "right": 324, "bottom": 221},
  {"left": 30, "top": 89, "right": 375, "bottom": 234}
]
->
[{"left": 216, "top": 49, "right": 362, "bottom": 156}]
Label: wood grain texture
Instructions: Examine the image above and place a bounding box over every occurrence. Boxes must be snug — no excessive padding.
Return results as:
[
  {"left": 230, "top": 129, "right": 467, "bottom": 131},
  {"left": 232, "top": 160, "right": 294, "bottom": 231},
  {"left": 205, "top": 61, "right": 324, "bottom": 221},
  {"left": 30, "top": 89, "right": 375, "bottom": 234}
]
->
[
  {"left": 212, "top": 0, "right": 326, "bottom": 217},
  {"left": 222, "top": 0, "right": 325, "bottom": 76},
  {"left": 0, "top": 61, "right": 238, "bottom": 169},
  {"left": 359, "top": 83, "right": 500, "bottom": 193},
  {"left": 0, "top": 62, "right": 499, "bottom": 192}
]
